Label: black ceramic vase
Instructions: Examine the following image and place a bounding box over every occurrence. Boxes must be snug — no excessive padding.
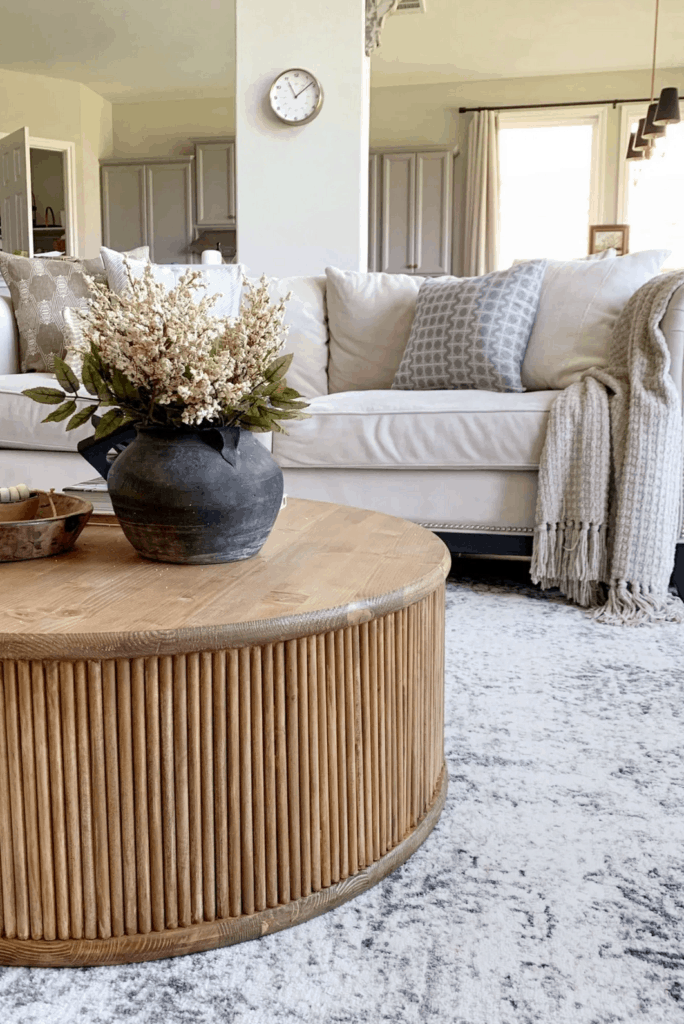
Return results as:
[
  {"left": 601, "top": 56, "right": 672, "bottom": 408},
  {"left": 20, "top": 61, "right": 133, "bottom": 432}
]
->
[{"left": 106, "top": 425, "right": 284, "bottom": 564}]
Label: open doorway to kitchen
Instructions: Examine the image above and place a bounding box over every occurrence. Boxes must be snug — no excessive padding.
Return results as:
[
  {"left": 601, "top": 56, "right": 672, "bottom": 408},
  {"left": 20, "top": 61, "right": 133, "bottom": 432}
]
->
[{"left": 0, "top": 132, "right": 78, "bottom": 257}]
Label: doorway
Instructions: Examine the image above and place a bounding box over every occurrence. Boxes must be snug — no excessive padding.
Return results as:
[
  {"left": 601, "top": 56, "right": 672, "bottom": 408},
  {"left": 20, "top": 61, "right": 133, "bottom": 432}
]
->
[
  {"left": 30, "top": 148, "right": 67, "bottom": 254},
  {"left": 0, "top": 130, "right": 78, "bottom": 257}
]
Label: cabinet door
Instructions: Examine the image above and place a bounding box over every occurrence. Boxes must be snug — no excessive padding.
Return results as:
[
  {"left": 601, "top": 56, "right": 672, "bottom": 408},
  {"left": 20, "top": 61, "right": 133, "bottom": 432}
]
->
[
  {"left": 145, "top": 161, "right": 194, "bottom": 264},
  {"left": 414, "top": 151, "right": 452, "bottom": 276},
  {"left": 101, "top": 164, "right": 147, "bottom": 252},
  {"left": 380, "top": 153, "right": 416, "bottom": 274},
  {"left": 195, "top": 141, "right": 236, "bottom": 227}
]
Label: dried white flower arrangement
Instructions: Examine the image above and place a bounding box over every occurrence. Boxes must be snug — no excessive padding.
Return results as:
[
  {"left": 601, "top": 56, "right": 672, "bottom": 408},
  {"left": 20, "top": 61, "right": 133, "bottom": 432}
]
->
[{"left": 23, "top": 263, "right": 308, "bottom": 440}]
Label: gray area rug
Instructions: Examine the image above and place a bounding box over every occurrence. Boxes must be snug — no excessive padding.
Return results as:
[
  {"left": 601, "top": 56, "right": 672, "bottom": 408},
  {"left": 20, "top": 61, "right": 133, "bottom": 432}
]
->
[{"left": 2, "top": 559, "right": 684, "bottom": 1024}]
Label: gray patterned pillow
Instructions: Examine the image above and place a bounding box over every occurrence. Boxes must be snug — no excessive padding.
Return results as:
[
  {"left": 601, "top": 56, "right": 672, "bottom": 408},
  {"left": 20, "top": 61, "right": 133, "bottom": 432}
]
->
[{"left": 392, "top": 261, "right": 547, "bottom": 394}]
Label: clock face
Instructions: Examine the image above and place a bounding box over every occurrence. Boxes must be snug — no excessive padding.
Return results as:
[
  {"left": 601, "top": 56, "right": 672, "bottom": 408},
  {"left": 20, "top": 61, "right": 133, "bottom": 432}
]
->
[{"left": 269, "top": 69, "right": 323, "bottom": 125}]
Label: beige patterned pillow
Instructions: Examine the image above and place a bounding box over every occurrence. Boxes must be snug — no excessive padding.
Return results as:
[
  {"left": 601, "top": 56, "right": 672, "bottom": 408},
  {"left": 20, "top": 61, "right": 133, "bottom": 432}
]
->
[
  {"left": 0, "top": 253, "right": 93, "bottom": 373},
  {"left": 0, "top": 247, "right": 150, "bottom": 374}
]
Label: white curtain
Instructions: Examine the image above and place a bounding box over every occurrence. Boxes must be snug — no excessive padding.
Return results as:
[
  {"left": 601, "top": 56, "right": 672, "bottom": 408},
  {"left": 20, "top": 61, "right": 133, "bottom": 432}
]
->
[{"left": 463, "top": 110, "right": 501, "bottom": 276}]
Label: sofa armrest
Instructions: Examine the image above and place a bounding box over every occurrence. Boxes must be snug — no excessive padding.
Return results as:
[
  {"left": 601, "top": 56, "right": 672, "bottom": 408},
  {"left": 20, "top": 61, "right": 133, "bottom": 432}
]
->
[
  {"left": 0, "top": 291, "right": 20, "bottom": 375},
  {"left": 663, "top": 282, "right": 684, "bottom": 409}
]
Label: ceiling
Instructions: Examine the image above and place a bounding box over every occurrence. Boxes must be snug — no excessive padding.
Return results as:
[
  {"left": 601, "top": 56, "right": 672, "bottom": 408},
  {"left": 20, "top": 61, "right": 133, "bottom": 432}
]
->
[
  {"left": 0, "top": 0, "right": 682, "bottom": 102},
  {"left": 374, "top": 0, "right": 684, "bottom": 86},
  {"left": 0, "top": 0, "right": 236, "bottom": 102}
]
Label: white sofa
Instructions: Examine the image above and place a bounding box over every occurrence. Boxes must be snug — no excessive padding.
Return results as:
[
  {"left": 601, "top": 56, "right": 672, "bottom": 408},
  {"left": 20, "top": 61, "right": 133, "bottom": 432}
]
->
[{"left": 2, "top": 269, "right": 684, "bottom": 564}]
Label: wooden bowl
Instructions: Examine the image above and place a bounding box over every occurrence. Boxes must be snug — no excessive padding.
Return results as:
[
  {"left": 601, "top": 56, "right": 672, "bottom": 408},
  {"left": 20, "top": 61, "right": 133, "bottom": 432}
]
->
[
  {"left": 0, "top": 493, "right": 40, "bottom": 522},
  {"left": 0, "top": 491, "right": 93, "bottom": 562}
]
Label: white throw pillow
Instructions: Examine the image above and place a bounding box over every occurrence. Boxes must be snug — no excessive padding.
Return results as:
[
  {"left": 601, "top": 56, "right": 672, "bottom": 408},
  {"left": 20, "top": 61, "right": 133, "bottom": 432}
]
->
[
  {"left": 325, "top": 268, "right": 425, "bottom": 393},
  {"left": 521, "top": 250, "right": 671, "bottom": 391},
  {"left": 101, "top": 247, "right": 244, "bottom": 320},
  {"left": 82, "top": 245, "right": 150, "bottom": 281},
  {"left": 583, "top": 248, "right": 617, "bottom": 260},
  {"left": 266, "top": 276, "right": 328, "bottom": 399},
  {"left": 512, "top": 248, "right": 616, "bottom": 265}
]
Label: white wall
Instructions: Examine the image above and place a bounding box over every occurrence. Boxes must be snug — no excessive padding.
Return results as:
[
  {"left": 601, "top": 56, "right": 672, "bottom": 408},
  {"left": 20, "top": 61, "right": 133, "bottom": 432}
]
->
[
  {"left": 371, "top": 65, "right": 684, "bottom": 274},
  {"left": 0, "top": 68, "right": 112, "bottom": 257},
  {"left": 234, "top": 0, "right": 369, "bottom": 278},
  {"left": 111, "top": 96, "right": 235, "bottom": 158}
]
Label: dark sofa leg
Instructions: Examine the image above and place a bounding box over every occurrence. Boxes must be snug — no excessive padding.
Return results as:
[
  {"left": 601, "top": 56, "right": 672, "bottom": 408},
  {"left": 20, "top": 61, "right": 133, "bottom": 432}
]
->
[{"left": 673, "top": 544, "right": 684, "bottom": 600}]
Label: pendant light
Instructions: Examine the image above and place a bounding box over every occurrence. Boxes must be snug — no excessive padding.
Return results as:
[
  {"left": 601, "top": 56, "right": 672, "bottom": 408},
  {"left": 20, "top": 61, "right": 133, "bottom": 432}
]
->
[
  {"left": 642, "top": 0, "right": 666, "bottom": 138},
  {"left": 627, "top": 0, "right": 678, "bottom": 158},
  {"left": 653, "top": 86, "right": 681, "bottom": 126},
  {"left": 634, "top": 117, "right": 651, "bottom": 149},
  {"left": 626, "top": 132, "right": 646, "bottom": 160},
  {"left": 644, "top": 103, "right": 667, "bottom": 136}
]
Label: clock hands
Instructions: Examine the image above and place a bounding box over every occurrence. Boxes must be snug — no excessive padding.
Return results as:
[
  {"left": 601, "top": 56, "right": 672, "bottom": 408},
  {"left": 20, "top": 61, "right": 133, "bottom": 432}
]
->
[{"left": 293, "top": 81, "right": 314, "bottom": 99}]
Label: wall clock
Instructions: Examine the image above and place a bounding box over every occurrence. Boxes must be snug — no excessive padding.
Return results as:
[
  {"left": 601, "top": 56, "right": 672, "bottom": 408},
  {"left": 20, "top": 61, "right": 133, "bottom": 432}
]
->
[{"left": 269, "top": 69, "right": 323, "bottom": 125}]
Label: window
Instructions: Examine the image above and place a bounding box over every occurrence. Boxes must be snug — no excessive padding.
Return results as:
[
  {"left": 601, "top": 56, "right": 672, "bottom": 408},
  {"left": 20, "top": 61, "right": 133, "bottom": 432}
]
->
[
  {"left": 618, "top": 103, "right": 684, "bottom": 270},
  {"left": 497, "top": 107, "right": 607, "bottom": 269}
]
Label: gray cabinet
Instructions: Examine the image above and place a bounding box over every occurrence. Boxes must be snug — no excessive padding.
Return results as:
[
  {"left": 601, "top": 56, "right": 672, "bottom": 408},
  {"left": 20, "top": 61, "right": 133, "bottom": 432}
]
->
[
  {"left": 195, "top": 140, "right": 236, "bottom": 227},
  {"left": 369, "top": 148, "right": 454, "bottom": 276},
  {"left": 101, "top": 158, "right": 195, "bottom": 264},
  {"left": 368, "top": 153, "right": 381, "bottom": 271}
]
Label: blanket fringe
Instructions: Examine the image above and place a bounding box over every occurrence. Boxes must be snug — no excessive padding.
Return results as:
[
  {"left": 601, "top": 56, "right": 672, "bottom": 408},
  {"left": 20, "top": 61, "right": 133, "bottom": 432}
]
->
[
  {"left": 532, "top": 523, "right": 684, "bottom": 622},
  {"left": 531, "top": 520, "right": 606, "bottom": 607},
  {"left": 593, "top": 581, "right": 684, "bottom": 626}
]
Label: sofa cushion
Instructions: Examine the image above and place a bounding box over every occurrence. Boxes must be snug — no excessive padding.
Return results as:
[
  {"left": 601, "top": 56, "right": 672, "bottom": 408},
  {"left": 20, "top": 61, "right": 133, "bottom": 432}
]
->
[
  {"left": 252, "top": 275, "right": 328, "bottom": 399},
  {"left": 392, "top": 261, "right": 547, "bottom": 394},
  {"left": 272, "top": 388, "right": 559, "bottom": 471},
  {"left": 101, "top": 247, "right": 244, "bottom": 320},
  {"left": 0, "top": 284, "right": 20, "bottom": 376},
  {"left": 0, "top": 449, "right": 89, "bottom": 491},
  {"left": 325, "top": 268, "right": 425, "bottom": 393},
  {"left": 0, "top": 372, "right": 93, "bottom": 451},
  {"left": 521, "top": 249, "right": 671, "bottom": 391}
]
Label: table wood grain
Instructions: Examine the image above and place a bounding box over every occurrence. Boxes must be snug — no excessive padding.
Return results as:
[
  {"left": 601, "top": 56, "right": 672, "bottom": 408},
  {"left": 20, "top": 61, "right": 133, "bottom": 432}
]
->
[{"left": 0, "top": 498, "right": 450, "bottom": 660}]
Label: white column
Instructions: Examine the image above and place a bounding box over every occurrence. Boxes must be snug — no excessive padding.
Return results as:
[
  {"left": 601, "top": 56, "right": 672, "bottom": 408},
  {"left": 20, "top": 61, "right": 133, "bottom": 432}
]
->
[{"left": 235, "top": 0, "right": 369, "bottom": 279}]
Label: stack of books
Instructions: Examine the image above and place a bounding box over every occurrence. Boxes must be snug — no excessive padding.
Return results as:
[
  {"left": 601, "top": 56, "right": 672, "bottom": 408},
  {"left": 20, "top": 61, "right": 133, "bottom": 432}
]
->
[{"left": 63, "top": 477, "right": 117, "bottom": 524}]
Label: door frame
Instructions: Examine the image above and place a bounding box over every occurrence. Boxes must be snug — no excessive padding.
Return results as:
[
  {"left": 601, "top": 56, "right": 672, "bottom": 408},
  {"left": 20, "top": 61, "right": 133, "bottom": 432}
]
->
[{"left": 0, "top": 133, "right": 78, "bottom": 257}]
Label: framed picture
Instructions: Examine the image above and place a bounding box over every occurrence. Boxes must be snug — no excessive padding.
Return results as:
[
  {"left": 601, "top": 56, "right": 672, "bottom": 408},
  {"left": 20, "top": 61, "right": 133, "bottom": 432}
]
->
[{"left": 589, "top": 224, "right": 630, "bottom": 257}]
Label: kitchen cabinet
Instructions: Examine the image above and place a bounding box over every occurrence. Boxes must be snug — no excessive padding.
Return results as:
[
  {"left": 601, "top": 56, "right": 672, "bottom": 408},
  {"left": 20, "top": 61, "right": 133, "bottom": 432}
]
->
[
  {"left": 369, "top": 148, "right": 454, "bottom": 276},
  {"left": 195, "top": 140, "right": 236, "bottom": 227},
  {"left": 368, "top": 153, "right": 381, "bottom": 271},
  {"left": 101, "top": 158, "right": 195, "bottom": 264}
]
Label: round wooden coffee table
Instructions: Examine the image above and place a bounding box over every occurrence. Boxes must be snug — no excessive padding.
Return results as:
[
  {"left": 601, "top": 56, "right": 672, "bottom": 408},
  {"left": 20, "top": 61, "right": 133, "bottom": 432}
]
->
[{"left": 0, "top": 498, "right": 449, "bottom": 966}]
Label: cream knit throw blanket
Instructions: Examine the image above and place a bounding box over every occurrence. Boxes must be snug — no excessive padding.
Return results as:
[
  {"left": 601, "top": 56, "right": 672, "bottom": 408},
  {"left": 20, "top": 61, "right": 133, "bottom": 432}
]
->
[{"left": 531, "top": 271, "right": 684, "bottom": 625}]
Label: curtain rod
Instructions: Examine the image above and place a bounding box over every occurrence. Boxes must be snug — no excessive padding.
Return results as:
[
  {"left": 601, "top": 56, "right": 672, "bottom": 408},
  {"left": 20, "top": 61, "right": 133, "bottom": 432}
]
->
[{"left": 458, "top": 97, "right": 651, "bottom": 113}]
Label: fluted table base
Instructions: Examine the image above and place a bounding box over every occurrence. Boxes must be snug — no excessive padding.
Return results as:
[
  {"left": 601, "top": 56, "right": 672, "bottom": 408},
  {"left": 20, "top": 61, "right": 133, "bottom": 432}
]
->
[{"left": 0, "top": 589, "right": 446, "bottom": 966}]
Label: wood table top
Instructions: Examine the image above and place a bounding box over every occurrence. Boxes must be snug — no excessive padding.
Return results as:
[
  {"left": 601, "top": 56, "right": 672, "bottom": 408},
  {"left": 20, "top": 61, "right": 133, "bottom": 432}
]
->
[{"left": 0, "top": 498, "right": 450, "bottom": 660}]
